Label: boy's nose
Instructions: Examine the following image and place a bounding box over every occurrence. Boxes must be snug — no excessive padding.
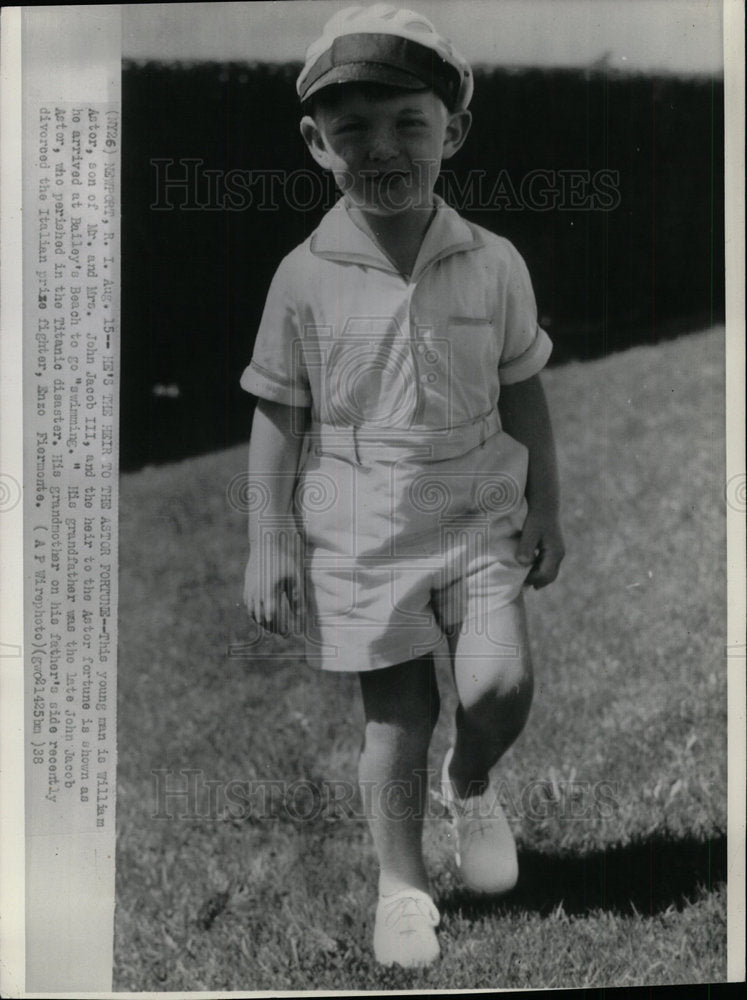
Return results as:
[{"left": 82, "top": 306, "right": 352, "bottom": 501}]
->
[{"left": 367, "top": 126, "right": 399, "bottom": 161}]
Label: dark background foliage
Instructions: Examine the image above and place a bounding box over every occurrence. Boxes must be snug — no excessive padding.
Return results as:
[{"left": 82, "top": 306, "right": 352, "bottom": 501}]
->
[{"left": 121, "top": 62, "right": 724, "bottom": 469}]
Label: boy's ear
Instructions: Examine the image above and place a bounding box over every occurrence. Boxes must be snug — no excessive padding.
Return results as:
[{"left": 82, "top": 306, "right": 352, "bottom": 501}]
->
[
  {"left": 441, "top": 109, "right": 472, "bottom": 161},
  {"left": 300, "top": 116, "right": 332, "bottom": 170}
]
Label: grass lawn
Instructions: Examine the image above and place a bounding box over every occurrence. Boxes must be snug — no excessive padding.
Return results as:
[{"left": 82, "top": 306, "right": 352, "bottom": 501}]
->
[{"left": 113, "top": 328, "right": 727, "bottom": 991}]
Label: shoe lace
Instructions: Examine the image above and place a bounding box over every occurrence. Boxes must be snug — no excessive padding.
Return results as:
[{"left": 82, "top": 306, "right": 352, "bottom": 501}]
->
[
  {"left": 462, "top": 816, "right": 494, "bottom": 839},
  {"left": 433, "top": 782, "right": 489, "bottom": 821},
  {"left": 380, "top": 891, "right": 440, "bottom": 929}
]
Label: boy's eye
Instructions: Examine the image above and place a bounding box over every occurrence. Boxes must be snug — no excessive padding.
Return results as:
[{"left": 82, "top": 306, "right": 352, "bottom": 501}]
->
[{"left": 399, "top": 118, "right": 427, "bottom": 130}]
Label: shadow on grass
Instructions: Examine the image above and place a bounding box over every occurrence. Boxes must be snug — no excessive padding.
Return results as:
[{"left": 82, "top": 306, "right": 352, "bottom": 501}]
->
[{"left": 439, "top": 832, "right": 726, "bottom": 919}]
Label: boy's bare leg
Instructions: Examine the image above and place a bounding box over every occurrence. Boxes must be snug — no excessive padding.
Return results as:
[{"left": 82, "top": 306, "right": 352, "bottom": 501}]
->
[
  {"left": 446, "top": 595, "right": 533, "bottom": 799},
  {"left": 358, "top": 655, "right": 440, "bottom": 896}
]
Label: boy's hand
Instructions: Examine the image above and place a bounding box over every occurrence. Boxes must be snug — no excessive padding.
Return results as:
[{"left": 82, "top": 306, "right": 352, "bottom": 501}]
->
[
  {"left": 243, "top": 532, "right": 305, "bottom": 636},
  {"left": 515, "top": 507, "right": 565, "bottom": 589}
]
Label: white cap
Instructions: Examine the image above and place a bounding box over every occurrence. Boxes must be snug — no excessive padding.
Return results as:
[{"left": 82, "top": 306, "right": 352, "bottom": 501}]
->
[{"left": 296, "top": 4, "right": 473, "bottom": 111}]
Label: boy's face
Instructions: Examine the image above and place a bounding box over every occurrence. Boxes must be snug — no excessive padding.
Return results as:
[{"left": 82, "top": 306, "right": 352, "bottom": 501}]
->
[{"left": 300, "top": 87, "right": 471, "bottom": 217}]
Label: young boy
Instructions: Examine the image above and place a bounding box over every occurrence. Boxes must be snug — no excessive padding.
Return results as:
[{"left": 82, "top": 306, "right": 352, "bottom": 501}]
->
[{"left": 242, "top": 3, "right": 564, "bottom": 968}]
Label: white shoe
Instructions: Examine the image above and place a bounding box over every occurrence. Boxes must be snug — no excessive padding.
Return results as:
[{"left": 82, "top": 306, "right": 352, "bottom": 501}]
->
[
  {"left": 373, "top": 887, "right": 440, "bottom": 968},
  {"left": 440, "top": 747, "right": 519, "bottom": 895}
]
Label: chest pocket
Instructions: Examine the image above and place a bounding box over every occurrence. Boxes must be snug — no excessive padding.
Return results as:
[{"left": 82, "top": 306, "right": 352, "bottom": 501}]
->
[{"left": 446, "top": 317, "right": 499, "bottom": 421}]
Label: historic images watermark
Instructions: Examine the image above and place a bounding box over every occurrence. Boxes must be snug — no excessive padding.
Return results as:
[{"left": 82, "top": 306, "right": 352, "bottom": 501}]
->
[
  {"left": 149, "top": 158, "right": 621, "bottom": 213},
  {"left": 151, "top": 768, "right": 620, "bottom": 824}
]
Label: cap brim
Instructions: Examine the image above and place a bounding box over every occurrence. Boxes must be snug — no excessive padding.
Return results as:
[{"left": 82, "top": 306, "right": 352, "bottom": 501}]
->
[{"left": 301, "top": 63, "right": 428, "bottom": 103}]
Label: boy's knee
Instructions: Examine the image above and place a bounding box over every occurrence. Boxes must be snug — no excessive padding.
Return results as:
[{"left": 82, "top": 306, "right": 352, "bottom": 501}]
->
[
  {"left": 461, "top": 663, "right": 533, "bottom": 737},
  {"left": 458, "top": 645, "right": 532, "bottom": 708},
  {"left": 492, "top": 657, "right": 533, "bottom": 705}
]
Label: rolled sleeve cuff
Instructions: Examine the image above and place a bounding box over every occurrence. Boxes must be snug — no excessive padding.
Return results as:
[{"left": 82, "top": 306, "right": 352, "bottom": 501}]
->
[
  {"left": 240, "top": 361, "right": 312, "bottom": 407},
  {"left": 499, "top": 326, "right": 553, "bottom": 385}
]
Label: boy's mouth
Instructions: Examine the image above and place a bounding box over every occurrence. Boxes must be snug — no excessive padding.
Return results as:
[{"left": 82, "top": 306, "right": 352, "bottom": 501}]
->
[{"left": 364, "top": 171, "right": 411, "bottom": 187}]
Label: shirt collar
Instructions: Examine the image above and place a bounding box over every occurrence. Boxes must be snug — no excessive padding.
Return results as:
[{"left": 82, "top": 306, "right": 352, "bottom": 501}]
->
[{"left": 309, "top": 194, "right": 484, "bottom": 279}]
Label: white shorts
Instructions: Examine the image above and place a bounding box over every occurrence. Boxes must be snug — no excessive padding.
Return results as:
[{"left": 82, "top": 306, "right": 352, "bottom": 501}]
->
[{"left": 295, "top": 428, "right": 531, "bottom": 672}]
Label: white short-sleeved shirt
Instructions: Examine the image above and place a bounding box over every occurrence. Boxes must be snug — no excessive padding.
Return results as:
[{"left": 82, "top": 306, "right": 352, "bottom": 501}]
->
[
  {"left": 240, "top": 196, "right": 552, "bottom": 671},
  {"left": 240, "top": 195, "right": 552, "bottom": 432}
]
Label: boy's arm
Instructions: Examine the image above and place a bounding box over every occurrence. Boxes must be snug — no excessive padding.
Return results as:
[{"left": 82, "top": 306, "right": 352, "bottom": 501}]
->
[
  {"left": 244, "top": 398, "right": 310, "bottom": 633},
  {"left": 498, "top": 373, "right": 565, "bottom": 588}
]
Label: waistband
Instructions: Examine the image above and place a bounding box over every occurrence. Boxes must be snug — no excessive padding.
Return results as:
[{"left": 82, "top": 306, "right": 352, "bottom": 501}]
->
[{"left": 307, "top": 410, "right": 501, "bottom": 465}]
